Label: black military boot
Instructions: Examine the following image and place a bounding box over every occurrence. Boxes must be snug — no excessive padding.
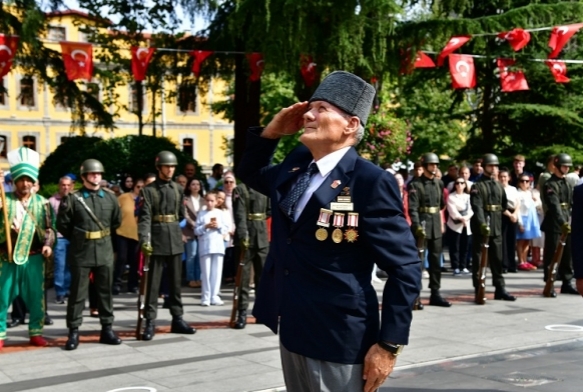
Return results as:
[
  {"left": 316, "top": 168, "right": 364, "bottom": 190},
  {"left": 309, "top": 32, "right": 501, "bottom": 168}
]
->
[
  {"left": 44, "top": 312, "right": 54, "bottom": 326},
  {"left": 561, "top": 282, "right": 579, "bottom": 294},
  {"left": 171, "top": 316, "right": 196, "bottom": 335},
  {"left": 65, "top": 328, "right": 79, "bottom": 351},
  {"left": 99, "top": 325, "right": 122, "bottom": 345},
  {"left": 412, "top": 296, "right": 424, "bottom": 311},
  {"left": 233, "top": 310, "right": 247, "bottom": 329},
  {"left": 142, "top": 320, "right": 155, "bottom": 341},
  {"left": 429, "top": 290, "right": 452, "bottom": 307},
  {"left": 494, "top": 287, "right": 517, "bottom": 301}
]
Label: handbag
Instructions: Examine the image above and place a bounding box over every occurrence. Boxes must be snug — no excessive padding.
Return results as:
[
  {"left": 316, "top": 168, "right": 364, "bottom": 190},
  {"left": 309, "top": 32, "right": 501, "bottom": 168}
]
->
[{"left": 452, "top": 198, "right": 469, "bottom": 224}]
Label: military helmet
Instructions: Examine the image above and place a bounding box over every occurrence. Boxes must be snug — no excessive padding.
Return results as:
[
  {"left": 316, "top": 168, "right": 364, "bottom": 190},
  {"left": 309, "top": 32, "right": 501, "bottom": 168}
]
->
[
  {"left": 554, "top": 153, "right": 573, "bottom": 168},
  {"left": 482, "top": 153, "right": 499, "bottom": 166},
  {"left": 155, "top": 151, "right": 178, "bottom": 167},
  {"left": 80, "top": 159, "right": 105, "bottom": 175},
  {"left": 420, "top": 152, "right": 439, "bottom": 166}
]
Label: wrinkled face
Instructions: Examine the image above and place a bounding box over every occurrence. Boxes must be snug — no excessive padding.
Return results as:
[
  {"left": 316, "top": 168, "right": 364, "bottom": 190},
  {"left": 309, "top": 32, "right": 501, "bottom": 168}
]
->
[
  {"left": 300, "top": 101, "right": 351, "bottom": 147},
  {"left": 190, "top": 179, "right": 201, "bottom": 195},
  {"left": 184, "top": 164, "right": 196, "bottom": 178},
  {"left": 223, "top": 177, "right": 235, "bottom": 193},
  {"left": 513, "top": 159, "right": 525, "bottom": 172},
  {"left": 59, "top": 179, "right": 73, "bottom": 196},
  {"left": 15, "top": 176, "right": 34, "bottom": 195}
]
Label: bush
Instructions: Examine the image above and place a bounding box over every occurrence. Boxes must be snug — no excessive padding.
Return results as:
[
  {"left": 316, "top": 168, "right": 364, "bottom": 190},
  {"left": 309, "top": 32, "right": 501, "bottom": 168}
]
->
[{"left": 39, "top": 135, "right": 204, "bottom": 185}]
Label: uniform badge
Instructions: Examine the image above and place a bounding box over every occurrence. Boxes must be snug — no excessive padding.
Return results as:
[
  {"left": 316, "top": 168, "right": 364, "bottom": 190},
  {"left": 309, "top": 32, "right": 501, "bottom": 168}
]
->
[
  {"left": 332, "top": 213, "right": 345, "bottom": 243},
  {"left": 289, "top": 167, "right": 300, "bottom": 173},
  {"left": 331, "top": 180, "right": 341, "bottom": 189},
  {"left": 344, "top": 212, "right": 359, "bottom": 242},
  {"left": 315, "top": 208, "right": 332, "bottom": 241}
]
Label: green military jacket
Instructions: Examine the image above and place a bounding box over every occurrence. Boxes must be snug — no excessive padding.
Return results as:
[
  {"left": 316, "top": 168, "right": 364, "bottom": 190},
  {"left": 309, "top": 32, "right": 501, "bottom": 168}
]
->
[
  {"left": 408, "top": 175, "right": 445, "bottom": 240},
  {"left": 541, "top": 174, "right": 572, "bottom": 234},
  {"left": 470, "top": 175, "right": 508, "bottom": 238},
  {"left": 232, "top": 183, "right": 271, "bottom": 249},
  {"left": 57, "top": 187, "right": 121, "bottom": 267},
  {"left": 538, "top": 171, "right": 552, "bottom": 213},
  {"left": 138, "top": 178, "right": 184, "bottom": 256}
]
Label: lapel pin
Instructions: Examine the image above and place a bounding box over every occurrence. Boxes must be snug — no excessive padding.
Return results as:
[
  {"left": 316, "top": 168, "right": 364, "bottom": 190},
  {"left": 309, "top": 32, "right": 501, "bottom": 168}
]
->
[
  {"left": 331, "top": 180, "right": 341, "bottom": 189},
  {"left": 289, "top": 167, "right": 300, "bottom": 173}
]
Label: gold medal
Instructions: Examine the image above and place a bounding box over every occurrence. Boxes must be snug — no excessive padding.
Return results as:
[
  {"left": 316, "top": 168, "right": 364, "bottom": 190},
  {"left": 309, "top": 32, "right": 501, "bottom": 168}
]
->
[
  {"left": 344, "top": 212, "right": 359, "bottom": 243},
  {"left": 315, "top": 227, "right": 328, "bottom": 241},
  {"left": 332, "top": 228, "right": 343, "bottom": 243},
  {"left": 344, "top": 228, "right": 359, "bottom": 243}
]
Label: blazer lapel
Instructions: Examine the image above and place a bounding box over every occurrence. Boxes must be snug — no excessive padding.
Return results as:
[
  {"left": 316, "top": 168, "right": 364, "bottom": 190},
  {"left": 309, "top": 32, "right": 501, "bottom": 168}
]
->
[{"left": 275, "top": 146, "right": 314, "bottom": 203}]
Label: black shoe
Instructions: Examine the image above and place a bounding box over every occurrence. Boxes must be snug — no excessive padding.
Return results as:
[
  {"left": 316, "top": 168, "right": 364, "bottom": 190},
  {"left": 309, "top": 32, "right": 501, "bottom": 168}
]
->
[
  {"left": 112, "top": 285, "right": 121, "bottom": 296},
  {"left": 561, "top": 284, "right": 579, "bottom": 295},
  {"left": 429, "top": 292, "right": 452, "bottom": 307},
  {"left": 233, "top": 310, "right": 247, "bottom": 329},
  {"left": 171, "top": 316, "right": 196, "bottom": 335},
  {"left": 142, "top": 320, "right": 155, "bottom": 341},
  {"left": 44, "top": 313, "right": 54, "bottom": 325},
  {"left": 99, "top": 325, "right": 122, "bottom": 345},
  {"left": 494, "top": 288, "right": 517, "bottom": 301},
  {"left": 412, "top": 297, "right": 424, "bottom": 311},
  {"left": 7, "top": 318, "right": 24, "bottom": 328},
  {"left": 55, "top": 295, "right": 66, "bottom": 304},
  {"left": 65, "top": 328, "right": 79, "bottom": 351},
  {"left": 546, "top": 289, "right": 558, "bottom": 298}
]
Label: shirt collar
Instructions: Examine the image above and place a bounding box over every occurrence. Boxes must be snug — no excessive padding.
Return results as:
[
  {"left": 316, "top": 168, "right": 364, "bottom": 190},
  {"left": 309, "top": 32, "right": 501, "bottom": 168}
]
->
[
  {"left": 82, "top": 188, "right": 105, "bottom": 198},
  {"left": 310, "top": 146, "right": 351, "bottom": 177}
]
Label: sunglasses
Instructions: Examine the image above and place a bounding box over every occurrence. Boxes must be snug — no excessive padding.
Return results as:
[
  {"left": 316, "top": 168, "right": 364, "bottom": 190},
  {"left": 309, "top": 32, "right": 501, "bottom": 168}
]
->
[
  {"left": 519, "top": 179, "right": 530, "bottom": 183},
  {"left": 224, "top": 181, "right": 235, "bottom": 184},
  {"left": 455, "top": 182, "right": 465, "bottom": 185}
]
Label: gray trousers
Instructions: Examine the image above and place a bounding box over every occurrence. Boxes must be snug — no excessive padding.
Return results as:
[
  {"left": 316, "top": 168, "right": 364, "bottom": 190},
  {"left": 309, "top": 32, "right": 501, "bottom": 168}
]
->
[{"left": 280, "top": 341, "right": 367, "bottom": 392}]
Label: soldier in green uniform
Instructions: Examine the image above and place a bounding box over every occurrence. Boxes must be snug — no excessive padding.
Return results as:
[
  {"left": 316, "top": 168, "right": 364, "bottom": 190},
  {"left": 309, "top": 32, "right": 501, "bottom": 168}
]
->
[
  {"left": 57, "top": 159, "right": 123, "bottom": 350},
  {"left": 408, "top": 153, "right": 451, "bottom": 307},
  {"left": 470, "top": 153, "right": 516, "bottom": 303},
  {"left": 0, "top": 147, "right": 56, "bottom": 350},
  {"left": 232, "top": 182, "right": 270, "bottom": 329},
  {"left": 541, "top": 153, "right": 578, "bottom": 296},
  {"left": 138, "top": 151, "right": 195, "bottom": 340}
]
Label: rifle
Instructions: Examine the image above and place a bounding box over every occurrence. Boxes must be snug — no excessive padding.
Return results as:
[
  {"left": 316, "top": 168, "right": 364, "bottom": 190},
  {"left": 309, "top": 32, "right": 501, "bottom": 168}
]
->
[
  {"left": 230, "top": 243, "right": 248, "bottom": 327},
  {"left": 475, "top": 216, "right": 491, "bottom": 305},
  {"left": 136, "top": 234, "right": 151, "bottom": 340},
  {"left": 413, "top": 221, "right": 426, "bottom": 310},
  {"left": 543, "top": 233, "right": 568, "bottom": 297}
]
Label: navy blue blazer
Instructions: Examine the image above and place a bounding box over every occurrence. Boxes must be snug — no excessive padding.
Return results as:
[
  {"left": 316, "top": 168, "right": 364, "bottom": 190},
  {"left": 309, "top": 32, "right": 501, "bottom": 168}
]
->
[
  {"left": 571, "top": 184, "right": 583, "bottom": 279},
  {"left": 237, "top": 128, "right": 421, "bottom": 364}
]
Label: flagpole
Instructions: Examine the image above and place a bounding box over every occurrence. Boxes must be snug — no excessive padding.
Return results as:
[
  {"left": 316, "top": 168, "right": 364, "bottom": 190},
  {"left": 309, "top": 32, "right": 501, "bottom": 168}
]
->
[{"left": 0, "top": 140, "right": 12, "bottom": 262}]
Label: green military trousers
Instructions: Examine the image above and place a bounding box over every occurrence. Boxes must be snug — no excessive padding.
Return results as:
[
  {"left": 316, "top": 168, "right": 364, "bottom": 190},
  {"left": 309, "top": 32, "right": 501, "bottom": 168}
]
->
[{"left": 0, "top": 254, "right": 45, "bottom": 339}]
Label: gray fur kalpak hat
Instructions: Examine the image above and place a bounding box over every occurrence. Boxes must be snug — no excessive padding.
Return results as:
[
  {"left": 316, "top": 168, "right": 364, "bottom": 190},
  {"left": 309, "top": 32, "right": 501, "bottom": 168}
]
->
[{"left": 309, "top": 71, "right": 376, "bottom": 126}]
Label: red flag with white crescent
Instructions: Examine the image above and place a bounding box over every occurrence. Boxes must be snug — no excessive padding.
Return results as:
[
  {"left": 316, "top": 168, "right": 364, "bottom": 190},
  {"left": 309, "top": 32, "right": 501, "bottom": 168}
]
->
[
  {"left": 60, "top": 42, "right": 93, "bottom": 81},
  {"left": 497, "top": 28, "right": 531, "bottom": 51},
  {"left": 437, "top": 36, "right": 471, "bottom": 66},
  {"left": 414, "top": 51, "right": 436, "bottom": 68},
  {"left": 548, "top": 23, "right": 583, "bottom": 59},
  {"left": 448, "top": 54, "right": 476, "bottom": 89},
  {"left": 131, "top": 47, "right": 155, "bottom": 81},
  {"left": 247, "top": 52, "right": 264, "bottom": 82},
  {"left": 545, "top": 60, "right": 570, "bottom": 83},
  {"left": 300, "top": 55, "right": 319, "bottom": 87},
  {"left": 497, "top": 58, "right": 529, "bottom": 92},
  {"left": 190, "top": 50, "right": 213, "bottom": 78},
  {"left": 0, "top": 35, "right": 19, "bottom": 78}
]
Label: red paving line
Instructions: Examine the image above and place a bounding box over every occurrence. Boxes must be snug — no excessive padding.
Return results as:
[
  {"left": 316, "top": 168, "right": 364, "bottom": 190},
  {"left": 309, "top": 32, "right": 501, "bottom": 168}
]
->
[{"left": 0, "top": 318, "right": 257, "bottom": 354}]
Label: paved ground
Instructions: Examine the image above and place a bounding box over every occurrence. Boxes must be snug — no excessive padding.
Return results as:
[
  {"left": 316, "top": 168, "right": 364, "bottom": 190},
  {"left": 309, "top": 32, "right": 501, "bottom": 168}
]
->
[{"left": 1, "top": 264, "right": 583, "bottom": 392}]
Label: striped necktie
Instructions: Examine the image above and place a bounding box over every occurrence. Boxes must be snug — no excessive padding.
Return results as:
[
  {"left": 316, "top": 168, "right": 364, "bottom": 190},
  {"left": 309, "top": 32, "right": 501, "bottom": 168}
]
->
[{"left": 279, "top": 163, "right": 319, "bottom": 219}]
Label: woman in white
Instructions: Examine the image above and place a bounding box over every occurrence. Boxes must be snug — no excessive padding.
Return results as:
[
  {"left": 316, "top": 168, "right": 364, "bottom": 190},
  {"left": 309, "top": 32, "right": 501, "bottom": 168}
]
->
[
  {"left": 447, "top": 177, "right": 474, "bottom": 275},
  {"left": 195, "top": 191, "right": 228, "bottom": 306},
  {"left": 500, "top": 169, "right": 521, "bottom": 273},
  {"left": 516, "top": 174, "right": 542, "bottom": 270}
]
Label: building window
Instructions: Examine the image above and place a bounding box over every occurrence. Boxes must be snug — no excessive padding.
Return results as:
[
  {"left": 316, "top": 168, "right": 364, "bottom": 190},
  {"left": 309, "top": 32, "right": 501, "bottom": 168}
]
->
[
  {"left": 178, "top": 83, "right": 197, "bottom": 113},
  {"left": 0, "top": 136, "right": 7, "bottom": 158},
  {"left": 22, "top": 136, "right": 36, "bottom": 151},
  {"left": 183, "top": 138, "right": 194, "bottom": 157},
  {"left": 79, "top": 26, "right": 96, "bottom": 43},
  {"left": 48, "top": 26, "right": 66, "bottom": 41},
  {"left": 19, "top": 77, "right": 35, "bottom": 107},
  {"left": 129, "top": 83, "right": 146, "bottom": 113}
]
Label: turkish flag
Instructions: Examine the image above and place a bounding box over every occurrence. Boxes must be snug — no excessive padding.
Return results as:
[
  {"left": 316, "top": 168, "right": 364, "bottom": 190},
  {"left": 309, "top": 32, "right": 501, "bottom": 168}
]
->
[
  {"left": 497, "top": 58, "right": 529, "bottom": 92},
  {"left": 448, "top": 54, "right": 476, "bottom": 89},
  {"left": 437, "top": 36, "right": 471, "bottom": 66},
  {"left": 300, "top": 55, "right": 318, "bottom": 87},
  {"left": 548, "top": 23, "right": 583, "bottom": 59},
  {"left": 131, "top": 47, "right": 155, "bottom": 81},
  {"left": 0, "top": 35, "right": 19, "bottom": 78},
  {"left": 498, "top": 28, "right": 531, "bottom": 51},
  {"left": 247, "top": 52, "right": 264, "bottom": 82},
  {"left": 545, "top": 60, "right": 570, "bottom": 83},
  {"left": 190, "top": 50, "right": 213, "bottom": 78},
  {"left": 414, "top": 51, "right": 436, "bottom": 68},
  {"left": 61, "top": 42, "right": 93, "bottom": 81}
]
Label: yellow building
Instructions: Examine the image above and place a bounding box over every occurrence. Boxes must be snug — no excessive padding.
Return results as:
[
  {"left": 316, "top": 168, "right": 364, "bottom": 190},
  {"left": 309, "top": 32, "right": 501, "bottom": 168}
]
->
[{"left": 0, "top": 10, "right": 233, "bottom": 172}]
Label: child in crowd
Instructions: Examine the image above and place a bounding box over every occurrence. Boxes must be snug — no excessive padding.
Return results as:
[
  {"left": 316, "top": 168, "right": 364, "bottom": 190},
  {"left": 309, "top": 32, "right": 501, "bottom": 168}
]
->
[{"left": 195, "top": 191, "right": 228, "bottom": 306}]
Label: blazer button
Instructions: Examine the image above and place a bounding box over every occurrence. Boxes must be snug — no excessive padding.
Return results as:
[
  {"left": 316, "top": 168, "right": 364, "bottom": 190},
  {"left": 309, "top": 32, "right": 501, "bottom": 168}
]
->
[
  {"left": 284, "top": 269, "right": 289, "bottom": 276},
  {"left": 287, "top": 238, "right": 292, "bottom": 244}
]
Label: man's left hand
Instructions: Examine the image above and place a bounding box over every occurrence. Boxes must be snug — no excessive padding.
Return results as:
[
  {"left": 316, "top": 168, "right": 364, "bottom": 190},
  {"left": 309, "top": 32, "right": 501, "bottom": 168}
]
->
[
  {"left": 42, "top": 246, "right": 52, "bottom": 258},
  {"left": 576, "top": 278, "right": 583, "bottom": 296},
  {"left": 362, "top": 344, "right": 397, "bottom": 392}
]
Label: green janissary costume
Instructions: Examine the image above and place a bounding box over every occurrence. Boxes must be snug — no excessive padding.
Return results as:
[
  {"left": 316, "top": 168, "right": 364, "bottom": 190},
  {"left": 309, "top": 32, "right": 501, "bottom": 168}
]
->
[{"left": 0, "top": 147, "right": 56, "bottom": 346}]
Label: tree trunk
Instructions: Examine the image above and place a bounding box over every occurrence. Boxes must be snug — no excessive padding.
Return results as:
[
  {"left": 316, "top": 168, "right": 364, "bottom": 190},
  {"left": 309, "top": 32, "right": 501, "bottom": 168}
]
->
[{"left": 233, "top": 53, "right": 261, "bottom": 170}]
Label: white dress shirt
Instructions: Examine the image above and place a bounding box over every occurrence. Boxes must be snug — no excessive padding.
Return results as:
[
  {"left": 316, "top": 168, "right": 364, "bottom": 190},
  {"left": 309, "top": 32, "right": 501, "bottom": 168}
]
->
[{"left": 293, "top": 146, "right": 351, "bottom": 222}]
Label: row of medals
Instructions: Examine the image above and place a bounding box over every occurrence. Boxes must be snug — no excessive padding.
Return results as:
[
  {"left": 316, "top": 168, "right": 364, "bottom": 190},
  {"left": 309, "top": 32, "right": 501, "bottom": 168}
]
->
[{"left": 315, "top": 193, "right": 359, "bottom": 243}]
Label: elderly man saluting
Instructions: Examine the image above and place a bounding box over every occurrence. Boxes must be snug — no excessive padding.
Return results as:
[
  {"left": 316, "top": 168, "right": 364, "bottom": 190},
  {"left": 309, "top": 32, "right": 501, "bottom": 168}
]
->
[{"left": 237, "top": 71, "right": 420, "bottom": 392}]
